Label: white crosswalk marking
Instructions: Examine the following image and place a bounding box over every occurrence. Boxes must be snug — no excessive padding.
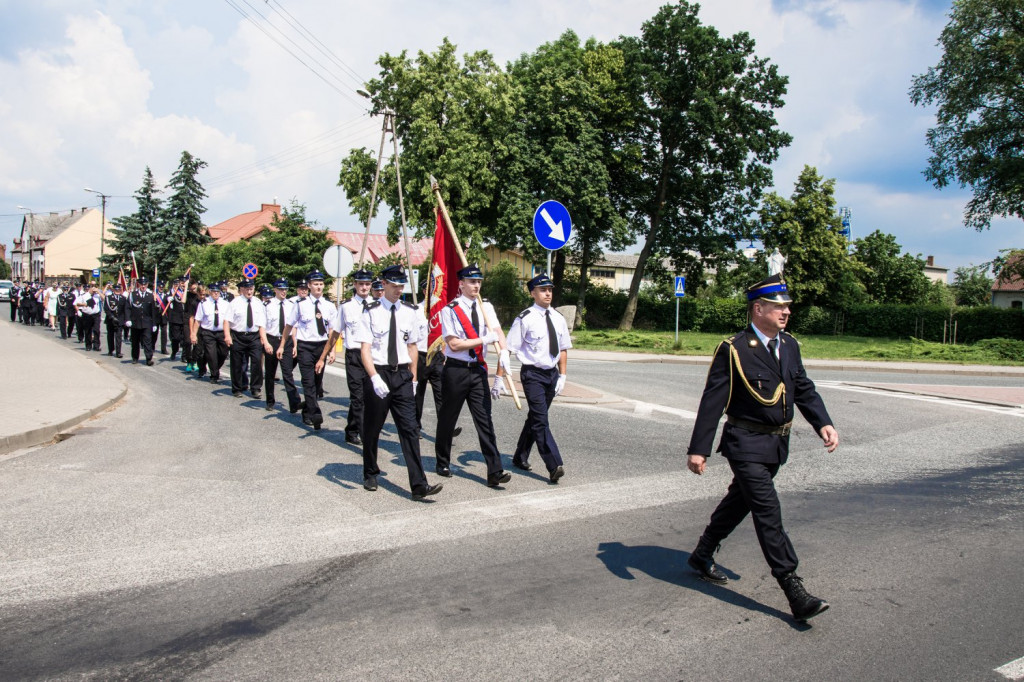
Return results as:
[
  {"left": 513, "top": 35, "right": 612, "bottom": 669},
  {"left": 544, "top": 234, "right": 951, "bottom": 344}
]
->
[{"left": 996, "top": 655, "right": 1024, "bottom": 680}]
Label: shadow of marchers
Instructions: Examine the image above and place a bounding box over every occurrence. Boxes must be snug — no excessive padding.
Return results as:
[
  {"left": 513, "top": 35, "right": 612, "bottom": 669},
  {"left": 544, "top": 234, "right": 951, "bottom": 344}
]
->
[
  {"left": 595, "top": 541, "right": 803, "bottom": 628},
  {"left": 318, "top": 463, "right": 416, "bottom": 498}
]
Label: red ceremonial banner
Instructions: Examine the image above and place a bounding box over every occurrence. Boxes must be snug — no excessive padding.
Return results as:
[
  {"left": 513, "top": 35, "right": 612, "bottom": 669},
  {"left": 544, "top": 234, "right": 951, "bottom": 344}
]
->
[{"left": 427, "top": 208, "right": 463, "bottom": 346}]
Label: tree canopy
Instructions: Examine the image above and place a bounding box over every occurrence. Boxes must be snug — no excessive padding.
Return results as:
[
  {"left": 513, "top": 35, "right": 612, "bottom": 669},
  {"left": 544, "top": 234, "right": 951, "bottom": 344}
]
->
[
  {"left": 909, "top": 0, "right": 1024, "bottom": 230},
  {"left": 851, "top": 230, "right": 931, "bottom": 304}
]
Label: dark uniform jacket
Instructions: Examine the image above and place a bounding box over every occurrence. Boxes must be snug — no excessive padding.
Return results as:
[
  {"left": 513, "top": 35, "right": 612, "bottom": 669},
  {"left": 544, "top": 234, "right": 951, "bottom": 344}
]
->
[
  {"left": 687, "top": 326, "right": 832, "bottom": 465},
  {"left": 129, "top": 290, "right": 159, "bottom": 327},
  {"left": 167, "top": 294, "right": 185, "bottom": 325},
  {"left": 57, "top": 292, "right": 74, "bottom": 316},
  {"left": 104, "top": 293, "right": 127, "bottom": 326}
]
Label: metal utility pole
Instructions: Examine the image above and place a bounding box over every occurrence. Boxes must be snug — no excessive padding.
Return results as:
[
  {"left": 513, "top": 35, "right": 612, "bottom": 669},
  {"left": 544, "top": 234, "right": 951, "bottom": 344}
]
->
[{"left": 84, "top": 188, "right": 110, "bottom": 283}]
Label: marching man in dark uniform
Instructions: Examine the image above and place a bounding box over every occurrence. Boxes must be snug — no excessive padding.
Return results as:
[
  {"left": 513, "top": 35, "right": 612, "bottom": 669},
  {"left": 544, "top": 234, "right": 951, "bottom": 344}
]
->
[
  {"left": 278, "top": 271, "right": 336, "bottom": 430},
  {"left": 127, "top": 277, "right": 159, "bottom": 365},
  {"left": 434, "top": 264, "right": 512, "bottom": 488},
  {"left": 505, "top": 273, "right": 572, "bottom": 483},
  {"left": 104, "top": 282, "right": 127, "bottom": 357},
  {"left": 56, "top": 284, "right": 73, "bottom": 339},
  {"left": 166, "top": 278, "right": 186, "bottom": 361},
  {"left": 685, "top": 274, "right": 839, "bottom": 623},
  {"left": 347, "top": 265, "right": 443, "bottom": 500},
  {"left": 320, "top": 268, "right": 374, "bottom": 445},
  {"left": 226, "top": 278, "right": 269, "bottom": 399},
  {"left": 263, "top": 278, "right": 301, "bottom": 413}
]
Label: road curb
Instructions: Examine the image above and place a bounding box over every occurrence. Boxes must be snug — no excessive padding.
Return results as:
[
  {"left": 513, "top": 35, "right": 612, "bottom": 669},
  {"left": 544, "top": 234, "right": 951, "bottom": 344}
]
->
[
  {"left": 0, "top": 382, "right": 127, "bottom": 456},
  {"left": 843, "top": 382, "right": 1024, "bottom": 409}
]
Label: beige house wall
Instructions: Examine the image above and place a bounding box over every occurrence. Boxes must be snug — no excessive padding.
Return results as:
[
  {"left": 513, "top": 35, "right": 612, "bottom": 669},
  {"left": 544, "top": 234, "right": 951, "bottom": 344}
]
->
[
  {"left": 483, "top": 246, "right": 536, "bottom": 280},
  {"left": 44, "top": 210, "right": 111, "bottom": 278},
  {"left": 992, "top": 291, "right": 1023, "bottom": 309}
]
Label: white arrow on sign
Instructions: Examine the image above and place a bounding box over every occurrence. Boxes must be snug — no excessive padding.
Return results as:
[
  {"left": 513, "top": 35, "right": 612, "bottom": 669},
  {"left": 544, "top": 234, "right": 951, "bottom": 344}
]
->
[{"left": 540, "top": 207, "right": 565, "bottom": 242}]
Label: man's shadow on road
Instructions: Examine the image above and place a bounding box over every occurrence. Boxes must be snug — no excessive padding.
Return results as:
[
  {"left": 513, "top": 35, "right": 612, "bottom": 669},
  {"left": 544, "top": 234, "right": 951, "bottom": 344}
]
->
[{"left": 595, "top": 541, "right": 804, "bottom": 628}]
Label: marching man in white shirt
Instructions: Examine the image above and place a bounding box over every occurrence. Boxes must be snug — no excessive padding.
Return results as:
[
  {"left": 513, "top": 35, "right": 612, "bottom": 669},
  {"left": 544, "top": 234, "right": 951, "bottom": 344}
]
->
[
  {"left": 505, "top": 273, "right": 572, "bottom": 483},
  {"left": 278, "top": 270, "right": 337, "bottom": 430},
  {"left": 192, "top": 283, "right": 231, "bottom": 384},
  {"left": 349, "top": 264, "right": 443, "bottom": 501},
  {"left": 226, "top": 278, "right": 271, "bottom": 399}
]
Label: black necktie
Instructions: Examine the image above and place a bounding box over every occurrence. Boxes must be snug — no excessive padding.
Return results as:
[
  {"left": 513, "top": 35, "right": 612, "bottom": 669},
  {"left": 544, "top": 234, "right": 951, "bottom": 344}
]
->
[
  {"left": 213, "top": 301, "right": 219, "bottom": 328},
  {"left": 278, "top": 300, "right": 285, "bottom": 334},
  {"left": 314, "top": 300, "right": 326, "bottom": 335},
  {"left": 246, "top": 299, "right": 253, "bottom": 328},
  {"left": 546, "top": 310, "right": 558, "bottom": 358},
  {"left": 768, "top": 338, "right": 780, "bottom": 369},
  {"left": 388, "top": 304, "right": 398, "bottom": 366},
  {"left": 471, "top": 301, "right": 479, "bottom": 335}
]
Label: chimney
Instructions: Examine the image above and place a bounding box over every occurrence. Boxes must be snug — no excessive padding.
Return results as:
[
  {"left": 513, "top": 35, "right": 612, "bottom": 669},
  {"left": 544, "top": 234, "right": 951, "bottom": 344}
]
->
[
  {"left": 926, "top": 255, "right": 934, "bottom": 266},
  {"left": 262, "top": 203, "right": 281, "bottom": 215}
]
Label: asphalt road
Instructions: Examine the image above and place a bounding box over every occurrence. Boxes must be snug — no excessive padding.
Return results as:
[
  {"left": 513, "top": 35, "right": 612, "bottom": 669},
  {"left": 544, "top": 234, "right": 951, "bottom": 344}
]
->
[{"left": 1, "top": 349, "right": 1023, "bottom": 681}]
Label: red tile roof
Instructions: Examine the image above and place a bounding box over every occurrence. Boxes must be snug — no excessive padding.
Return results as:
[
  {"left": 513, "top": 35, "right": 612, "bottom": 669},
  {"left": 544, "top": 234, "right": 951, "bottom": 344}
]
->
[
  {"left": 327, "top": 231, "right": 433, "bottom": 266},
  {"left": 207, "top": 203, "right": 282, "bottom": 245},
  {"left": 993, "top": 254, "right": 1024, "bottom": 292}
]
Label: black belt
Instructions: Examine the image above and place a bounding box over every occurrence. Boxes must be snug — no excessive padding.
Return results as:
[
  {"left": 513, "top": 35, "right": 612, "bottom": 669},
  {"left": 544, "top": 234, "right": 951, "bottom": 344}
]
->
[
  {"left": 444, "top": 358, "right": 482, "bottom": 369},
  {"left": 521, "top": 363, "right": 557, "bottom": 372},
  {"left": 375, "top": 363, "right": 410, "bottom": 372},
  {"left": 726, "top": 415, "right": 792, "bottom": 436},
  {"left": 201, "top": 328, "right": 224, "bottom": 335},
  {"left": 234, "top": 330, "right": 259, "bottom": 337}
]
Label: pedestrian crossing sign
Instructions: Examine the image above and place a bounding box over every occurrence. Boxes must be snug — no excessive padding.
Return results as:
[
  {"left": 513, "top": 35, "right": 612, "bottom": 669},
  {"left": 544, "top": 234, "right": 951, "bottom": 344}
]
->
[{"left": 675, "top": 276, "right": 686, "bottom": 298}]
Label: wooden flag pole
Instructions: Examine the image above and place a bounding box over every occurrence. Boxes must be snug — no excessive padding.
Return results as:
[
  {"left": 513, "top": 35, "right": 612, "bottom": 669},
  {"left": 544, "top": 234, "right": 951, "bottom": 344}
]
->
[{"left": 430, "top": 175, "right": 522, "bottom": 410}]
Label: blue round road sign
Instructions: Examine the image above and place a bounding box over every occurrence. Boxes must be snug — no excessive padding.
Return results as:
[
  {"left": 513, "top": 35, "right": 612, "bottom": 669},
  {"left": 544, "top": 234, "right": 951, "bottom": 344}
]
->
[
  {"left": 242, "top": 263, "right": 258, "bottom": 279},
  {"left": 533, "top": 200, "right": 572, "bottom": 251}
]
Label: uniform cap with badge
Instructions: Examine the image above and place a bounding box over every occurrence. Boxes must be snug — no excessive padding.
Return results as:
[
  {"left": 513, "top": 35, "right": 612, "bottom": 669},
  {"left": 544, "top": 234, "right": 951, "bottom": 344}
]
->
[
  {"left": 307, "top": 270, "right": 326, "bottom": 282},
  {"left": 350, "top": 268, "right": 374, "bottom": 282},
  {"left": 457, "top": 264, "right": 484, "bottom": 280},
  {"left": 746, "top": 273, "right": 792, "bottom": 303},
  {"left": 273, "top": 277, "right": 289, "bottom": 290},
  {"left": 371, "top": 278, "right": 384, "bottom": 291},
  {"left": 527, "top": 272, "right": 553, "bottom": 290},
  {"left": 381, "top": 264, "right": 408, "bottom": 284}
]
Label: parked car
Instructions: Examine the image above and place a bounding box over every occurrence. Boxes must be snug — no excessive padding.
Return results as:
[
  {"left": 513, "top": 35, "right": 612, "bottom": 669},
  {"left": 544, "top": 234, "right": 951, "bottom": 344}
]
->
[{"left": 0, "top": 280, "right": 13, "bottom": 302}]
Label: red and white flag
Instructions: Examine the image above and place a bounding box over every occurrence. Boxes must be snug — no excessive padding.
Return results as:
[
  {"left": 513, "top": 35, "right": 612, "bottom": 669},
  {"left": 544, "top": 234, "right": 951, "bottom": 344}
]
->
[{"left": 427, "top": 208, "right": 462, "bottom": 347}]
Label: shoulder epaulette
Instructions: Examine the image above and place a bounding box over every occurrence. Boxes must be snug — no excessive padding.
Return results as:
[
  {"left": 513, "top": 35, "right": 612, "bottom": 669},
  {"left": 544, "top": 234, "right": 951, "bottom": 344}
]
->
[
  {"left": 517, "top": 308, "right": 532, "bottom": 320},
  {"left": 341, "top": 297, "right": 352, "bottom": 304},
  {"left": 447, "top": 300, "right": 457, "bottom": 309},
  {"left": 402, "top": 301, "right": 418, "bottom": 310},
  {"left": 367, "top": 301, "right": 381, "bottom": 310}
]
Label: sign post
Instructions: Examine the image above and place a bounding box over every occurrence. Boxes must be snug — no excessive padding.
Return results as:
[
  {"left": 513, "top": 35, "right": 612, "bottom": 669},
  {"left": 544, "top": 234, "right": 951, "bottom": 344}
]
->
[
  {"left": 533, "top": 200, "right": 572, "bottom": 275},
  {"left": 674, "top": 275, "right": 686, "bottom": 343},
  {"left": 322, "top": 245, "right": 355, "bottom": 302}
]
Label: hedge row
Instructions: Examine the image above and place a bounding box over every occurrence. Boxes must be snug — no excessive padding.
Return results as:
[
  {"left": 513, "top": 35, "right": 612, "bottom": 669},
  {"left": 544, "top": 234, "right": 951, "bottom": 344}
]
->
[{"left": 573, "top": 287, "right": 1024, "bottom": 341}]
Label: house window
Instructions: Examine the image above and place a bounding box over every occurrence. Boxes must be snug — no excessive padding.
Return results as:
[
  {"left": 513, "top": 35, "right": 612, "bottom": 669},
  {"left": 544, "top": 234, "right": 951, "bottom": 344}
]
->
[
  {"left": 1012, "top": 301, "right": 1022, "bottom": 310},
  {"left": 591, "top": 269, "right": 615, "bottom": 279}
]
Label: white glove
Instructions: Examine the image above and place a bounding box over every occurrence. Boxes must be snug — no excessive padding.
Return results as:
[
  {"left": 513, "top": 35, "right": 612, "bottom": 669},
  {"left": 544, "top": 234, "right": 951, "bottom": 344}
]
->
[
  {"left": 412, "top": 380, "right": 418, "bottom": 395},
  {"left": 480, "top": 330, "right": 499, "bottom": 345},
  {"left": 371, "top": 374, "right": 390, "bottom": 399},
  {"left": 152, "top": 326, "right": 157, "bottom": 333},
  {"left": 555, "top": 374, "right": 567, "bottom": 395},
  {"left": 499, "top": 348, "right": 512, "bottom": 374},
  {"left": 125, "top": 320, "right": 132, "bottom": 327},
  {"left": 491, "top": 375, "right": 505, "bottom": 400}
]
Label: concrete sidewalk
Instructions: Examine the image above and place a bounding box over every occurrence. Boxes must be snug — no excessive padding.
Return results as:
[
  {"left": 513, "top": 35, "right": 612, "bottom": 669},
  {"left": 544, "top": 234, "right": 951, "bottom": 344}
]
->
[
  {"left": 571, "top": 348, "right": 1024, "bottom": 378},
  {"left": 0, "top": 321, "right": 126, "bottom": 455}
]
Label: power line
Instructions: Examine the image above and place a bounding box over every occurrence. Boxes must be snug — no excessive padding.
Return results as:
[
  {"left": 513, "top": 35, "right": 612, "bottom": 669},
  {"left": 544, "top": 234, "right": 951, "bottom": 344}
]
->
[{"left": 264, "top": 0, "right": 367, "bottom": 90}]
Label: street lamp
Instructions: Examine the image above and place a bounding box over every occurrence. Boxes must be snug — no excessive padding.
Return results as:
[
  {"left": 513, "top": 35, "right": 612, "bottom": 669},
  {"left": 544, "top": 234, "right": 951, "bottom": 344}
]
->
[
  {"left": 16, "top": 206, "right": 32, "bottom": 280},
  {"left": 84, "top": 188, "right": 109, "bottom": 283}
]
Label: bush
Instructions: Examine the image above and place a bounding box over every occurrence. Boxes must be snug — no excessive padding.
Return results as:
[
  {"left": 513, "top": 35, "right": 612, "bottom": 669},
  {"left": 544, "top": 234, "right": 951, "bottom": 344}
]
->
[{"left": 973, "top": 337, "right": 1024, "bottom": 360}]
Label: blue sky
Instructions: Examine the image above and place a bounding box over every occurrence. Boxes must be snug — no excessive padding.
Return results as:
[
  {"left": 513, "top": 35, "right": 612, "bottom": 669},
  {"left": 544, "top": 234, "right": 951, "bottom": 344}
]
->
[{"left": 1, "top": 0, "right": 1020, "bottom": 279}]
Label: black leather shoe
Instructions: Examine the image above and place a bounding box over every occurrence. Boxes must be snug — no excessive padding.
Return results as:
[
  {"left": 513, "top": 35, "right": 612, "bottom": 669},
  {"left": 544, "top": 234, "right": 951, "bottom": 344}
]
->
[
  {"left": 512, "top": 458, "right": 532, "bottom": 471},
  {"left": 345, "top": 434, "right": 362, "bottom": 446},
  {"left": 778, "top": 573, "right": 829, "bottom": 622},
  {"left": 312, "top": 422, "right": 321, "bottom": 431},
  {"left": 453, "top": 426, "right": 462, "bottom": 438},
  {"left": 116, "top": 354, "right": 123, "bottom": 358},
  {"left": 232, "top": 391, "right": 243, "bottom": 398},
  {"left": 411, "top": 483, "right": 443, "bottom": 500},
  {"left": 303, "top": 417, "right": 313, "bottom": 426},
  {"left": 265, "top": 402, "right": 275, "bottom": 411},
  {"left": 363, "top": 475, "right": 378, "bottom": 491},
  {"left": 251, "top": 392, "right": 262, "bottom": 400},
  {"left": 131, "top": 359, "right": 138, "bottom": 364},
  {"left": 487, "top": 471, "right": 512, "bottom": 487},
  {"left": 146, "top": 359, "right": 154, "bottom": 366},
  {"left": 436, "top": 466, "right": 452, "bottom": 478},
  {"left": 289, "top": 403, "right": 301, "bottom": 414},
  {"left": 549, "top": 465, "right": 565, "bottom": 483},
  {"left": 687, "top": 553, "right": 728, "bottom": 585}
]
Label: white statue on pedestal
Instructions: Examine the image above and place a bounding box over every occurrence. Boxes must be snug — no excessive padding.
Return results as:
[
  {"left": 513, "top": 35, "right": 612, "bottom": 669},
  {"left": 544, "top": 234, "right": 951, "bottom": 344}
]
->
[{"left": 768, "top": 247, "right": 786, "bottom": 276}]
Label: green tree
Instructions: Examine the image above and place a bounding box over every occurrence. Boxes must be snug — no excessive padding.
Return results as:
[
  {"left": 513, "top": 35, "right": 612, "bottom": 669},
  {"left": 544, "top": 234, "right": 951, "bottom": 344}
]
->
[
  {"left": 851, "top": 230, "right": 931, "bottom": 304},
  {"left": 0, "top": 258, "right": 11, "bottom": 279},
  {"left": 909, "top": 0, "right": 1024, "bottom": 230},
  {"left": 154, "top": 151, "right": 209, "bottom": 277},
  {"left": 103, "top": 166, "right": 163, "bottom": 276},
  {"left": 248, "top": 201, "right": 335, "bottom": 293},
  {"left": 951, "top": 264, "right": 994, "bottom": 305},
  {"left": 498, "top": 32, "right": 633, "bottom": 325},
  {"left": 176, "top": 240, "right": 255, "bottom": 288},
  {"left": 339, "top": 39, "right": 519, "bottom": 256},
  {"left": 612, "top": 1, "right": 792, "bottom": 329},
  {"left": 758, "top": 166, "right": 861, "bottom": 308}
]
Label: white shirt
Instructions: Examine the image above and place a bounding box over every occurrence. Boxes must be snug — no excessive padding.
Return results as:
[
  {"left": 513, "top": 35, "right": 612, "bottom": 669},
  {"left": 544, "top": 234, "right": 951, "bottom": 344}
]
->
[
  {"left": 751, "top": 324, "right": 780, "bottom": 361},
  {"left": 264, "top": 297, "right": 294, "bottom": 337},
  {"left": 286, "top": 294, "right": 337, "bottom": 342},
  {"left": 506, "top": 304, "right": 572, "bottom": 370},
  {"left": 440, "top": 295, "right": 500, "bottom": 363},
  {"left": 415, "top": 311, "right": 430, "bottom": 352},
  {"left": 229, "top": 295, "right": 266, "bottom": 332},
  {"left": 334, "top": 294, "right": 372, "bottom": 350},
  {"left": 79, "top": 293, "right": 102, "bottom": 316},
  {"left": 352, "top": 298, "right": 424, "bottom": 366},
  {"left": 195, "top": 297, "right": 230, "bottom": 331}
]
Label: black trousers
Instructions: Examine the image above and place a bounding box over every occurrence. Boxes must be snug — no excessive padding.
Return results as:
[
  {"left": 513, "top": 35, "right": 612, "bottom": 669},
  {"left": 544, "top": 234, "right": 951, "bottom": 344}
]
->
[
  {"left": 514, "top": 364, "right": 563, "bottom": 473},
  {"left": 130, "top": 325, "right": 154, "bottom": 362},
  {"left": 700, "top": 458, "right": 798, "bottom": 579},
  {"left": 106, "top": 322, "right": 123, "bottom": 355},
  {"left": 158, "top": 321, "right": 168, "bottom": 354},
  {"left": 230, "top": 331, "right": 263, "bottom": 394},
  {"left": 361, "top": 364, "right": 429, "bottom": 494},
  {"left": 296, "top": 340, "right": 327, "bottom": 425},
  {"left": 415, "top": 349, "right": 444, "bottom": 431},
  {"left": 265, "top": 335, "right": 301, "bottom": 409},
  {"left": 193, "top": 330, "right": 207, "bottom": 375},
  {"left": 344, "top": 348, "right": 368, "bottom": 439},
  {"left": 169, "top": 323, "right": 185, "bottom": 358},
  {"left": 9, "top": 301, "right": 16, "bottom": 321},
  {"left": 80, "top": 314, "right": 96, "bottom": 350},
  {"left": 434, "top": 363, "right": 502, "bottom": 476},
  {"left": 76, "top": 313, "right": 84, "bottom": 340},
  {"left": 200, "top": 328, "right": 227, "bottom": 379},
  {"left": 58, "top": 313, "right": 70, "bottom": 338}
]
